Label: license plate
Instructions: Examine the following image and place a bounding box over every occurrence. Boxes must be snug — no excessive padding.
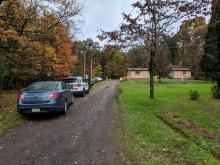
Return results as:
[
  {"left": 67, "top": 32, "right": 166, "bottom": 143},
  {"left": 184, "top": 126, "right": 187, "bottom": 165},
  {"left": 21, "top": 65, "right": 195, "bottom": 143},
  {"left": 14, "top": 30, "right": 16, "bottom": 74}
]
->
[{"left": 32, "top": 109, "right": 40, "bottom": 113}]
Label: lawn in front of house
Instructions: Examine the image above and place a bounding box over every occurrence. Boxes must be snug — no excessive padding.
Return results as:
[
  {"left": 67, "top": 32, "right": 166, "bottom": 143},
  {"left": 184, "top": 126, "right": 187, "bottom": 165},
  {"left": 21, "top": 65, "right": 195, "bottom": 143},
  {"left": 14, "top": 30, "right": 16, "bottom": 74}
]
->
[{"left": 118, "top": 79, "right": 220, "bottom": 165}]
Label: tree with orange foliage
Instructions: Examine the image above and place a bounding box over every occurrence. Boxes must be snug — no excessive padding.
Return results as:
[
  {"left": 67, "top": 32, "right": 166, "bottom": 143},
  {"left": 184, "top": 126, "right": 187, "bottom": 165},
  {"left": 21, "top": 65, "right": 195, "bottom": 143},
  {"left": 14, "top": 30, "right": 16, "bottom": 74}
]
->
[
  {"left": 0, "top": 0, "right": 80, "bottom": 88},
  {"left": 40, "top": 15, "right": 77, "bottom": 78}
]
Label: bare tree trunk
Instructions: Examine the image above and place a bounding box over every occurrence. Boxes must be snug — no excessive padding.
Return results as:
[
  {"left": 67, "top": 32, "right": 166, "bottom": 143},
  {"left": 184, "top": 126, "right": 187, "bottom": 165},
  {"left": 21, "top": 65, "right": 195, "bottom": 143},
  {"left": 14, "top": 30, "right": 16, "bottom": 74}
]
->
[
  {"left": 158, "top": 74, "right": 161, "bottom": 83},
  {"left": 149, "top": 50, "right": 155, "bottom": 99}
]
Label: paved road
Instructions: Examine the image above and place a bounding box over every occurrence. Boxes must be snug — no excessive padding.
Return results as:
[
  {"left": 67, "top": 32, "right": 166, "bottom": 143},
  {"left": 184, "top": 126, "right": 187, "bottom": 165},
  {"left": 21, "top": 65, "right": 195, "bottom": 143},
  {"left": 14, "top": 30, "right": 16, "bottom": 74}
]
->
[{"left": 0, "top": 81, "right": 123, "bottom": 165}]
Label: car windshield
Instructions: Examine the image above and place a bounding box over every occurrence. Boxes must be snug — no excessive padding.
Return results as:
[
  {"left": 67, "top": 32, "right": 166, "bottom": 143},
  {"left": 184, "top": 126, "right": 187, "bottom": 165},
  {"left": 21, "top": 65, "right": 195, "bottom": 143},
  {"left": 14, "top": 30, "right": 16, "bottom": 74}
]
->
[
  {"left": 63, "top": 78, "right": 81, "bottom": 83},
  {"left": 26, "top": 81, "right": 60, "bottom": 92}
]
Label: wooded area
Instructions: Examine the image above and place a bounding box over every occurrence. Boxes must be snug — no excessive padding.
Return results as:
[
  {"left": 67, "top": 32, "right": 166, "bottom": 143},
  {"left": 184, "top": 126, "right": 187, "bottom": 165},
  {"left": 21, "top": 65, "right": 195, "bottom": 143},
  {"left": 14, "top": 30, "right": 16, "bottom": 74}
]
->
[
  {"left": 99, "top": 0, "right": 214, "bottom": 99},
  {"left": 0, "top": 0, "right": 80, "bottom": 89},
  {"left": 1, "top": 0, "right": 220, "bottom": 100}
]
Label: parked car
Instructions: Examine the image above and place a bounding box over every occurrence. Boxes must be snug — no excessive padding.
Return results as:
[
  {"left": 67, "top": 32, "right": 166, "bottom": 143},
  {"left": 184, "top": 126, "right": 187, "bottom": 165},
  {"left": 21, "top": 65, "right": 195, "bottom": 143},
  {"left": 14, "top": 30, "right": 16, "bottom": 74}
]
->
[
  {"left": 17, "top": 81, "right": 73, "bottom": 115},
  {"left": 95, "top": 77, "right": 103, "bottom": 82},
  {"left": 63, "top": 76, "right": 89, "bottom": 97}
]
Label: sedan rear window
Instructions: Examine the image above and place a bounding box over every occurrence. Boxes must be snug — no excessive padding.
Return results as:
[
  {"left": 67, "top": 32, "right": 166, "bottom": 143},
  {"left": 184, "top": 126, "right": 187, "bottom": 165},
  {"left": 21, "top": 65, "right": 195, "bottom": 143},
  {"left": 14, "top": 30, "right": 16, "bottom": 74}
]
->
[
  {"left": 63, "top": 78, "right": 81, "bottom": 83},
  {"left": 26, "top": 82, "right": 60, "bottom": 91}
]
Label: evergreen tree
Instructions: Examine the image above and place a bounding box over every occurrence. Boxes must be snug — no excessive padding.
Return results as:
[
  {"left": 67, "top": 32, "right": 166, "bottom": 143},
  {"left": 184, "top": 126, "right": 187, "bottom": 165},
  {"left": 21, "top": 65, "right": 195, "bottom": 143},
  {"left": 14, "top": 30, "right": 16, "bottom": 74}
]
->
[{"left": 201, "top": 0, "right": 220, "bottom": 98}]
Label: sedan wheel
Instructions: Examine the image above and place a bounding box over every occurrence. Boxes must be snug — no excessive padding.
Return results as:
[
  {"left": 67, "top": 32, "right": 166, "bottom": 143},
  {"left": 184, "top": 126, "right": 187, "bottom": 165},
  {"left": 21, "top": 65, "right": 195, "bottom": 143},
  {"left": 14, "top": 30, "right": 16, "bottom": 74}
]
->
[
  {"left": 71, "top": 96, "right": 74, "bottom": 104},
  {"left": 63, "top": 101, "right": 67, "bottom": 114}
]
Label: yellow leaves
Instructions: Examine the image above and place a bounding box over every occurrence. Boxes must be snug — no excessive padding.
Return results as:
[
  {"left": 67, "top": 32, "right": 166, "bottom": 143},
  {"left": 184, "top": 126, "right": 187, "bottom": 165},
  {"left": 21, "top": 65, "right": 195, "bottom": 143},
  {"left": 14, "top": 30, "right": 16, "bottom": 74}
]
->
[
  {"left": 44, "top": 46, "right": 56, "bottom": 58},
  {"left": 0, "top": 1, "right": 78, "bottom": 81},
  {"left": 180, "top": 17, "right": 206, "bottom": 34},
  {"left": 93, "top": 64, "right": 103, "bottom": 77},
  {"left": 0, "top": 29, "right": 18, "bottom": 42}
]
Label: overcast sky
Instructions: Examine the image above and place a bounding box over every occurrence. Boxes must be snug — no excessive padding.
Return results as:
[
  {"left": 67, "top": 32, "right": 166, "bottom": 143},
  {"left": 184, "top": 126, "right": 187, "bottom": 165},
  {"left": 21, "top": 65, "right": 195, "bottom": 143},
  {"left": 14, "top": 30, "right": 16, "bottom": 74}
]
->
[
  {"left": 75, "top": 0, "right": 210, "bottom": 45},
  {"left": 76, "top": 0, "right": 136, "bottom": 43}
]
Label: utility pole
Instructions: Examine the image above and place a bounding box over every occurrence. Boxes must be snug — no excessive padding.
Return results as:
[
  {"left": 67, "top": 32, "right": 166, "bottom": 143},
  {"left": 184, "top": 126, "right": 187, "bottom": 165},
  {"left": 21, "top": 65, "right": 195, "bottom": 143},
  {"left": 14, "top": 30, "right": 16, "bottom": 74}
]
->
[
  {"left": 90, "top": 57, "right": 93, "bottom": 80},
  {"left": 83, "top": 52, "right": 86, "bottom": 79}
]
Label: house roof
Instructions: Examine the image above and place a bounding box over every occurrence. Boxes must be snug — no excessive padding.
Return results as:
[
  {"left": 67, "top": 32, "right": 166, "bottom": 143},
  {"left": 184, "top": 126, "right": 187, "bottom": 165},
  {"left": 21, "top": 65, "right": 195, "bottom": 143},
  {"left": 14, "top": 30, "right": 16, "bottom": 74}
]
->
[
  {"left": 128, "top": 68, "right": 149, "bottom": 71},
  {"left": 170, "top": 67, "right": 191, "bottom": 71}
]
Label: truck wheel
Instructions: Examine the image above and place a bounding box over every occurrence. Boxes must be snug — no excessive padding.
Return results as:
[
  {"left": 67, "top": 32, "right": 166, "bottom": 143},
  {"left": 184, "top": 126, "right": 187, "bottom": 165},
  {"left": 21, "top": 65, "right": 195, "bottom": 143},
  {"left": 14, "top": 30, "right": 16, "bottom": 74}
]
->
[{"left": 81, "top": 89, "right": 85, "bottom": 97}]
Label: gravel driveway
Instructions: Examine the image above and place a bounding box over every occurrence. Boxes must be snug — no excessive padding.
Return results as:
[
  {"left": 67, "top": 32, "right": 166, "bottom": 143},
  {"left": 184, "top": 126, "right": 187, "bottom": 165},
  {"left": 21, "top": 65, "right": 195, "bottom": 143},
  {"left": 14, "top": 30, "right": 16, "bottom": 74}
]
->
[{"left": 0, "top": 81, "right": 124, "bottom": 165}]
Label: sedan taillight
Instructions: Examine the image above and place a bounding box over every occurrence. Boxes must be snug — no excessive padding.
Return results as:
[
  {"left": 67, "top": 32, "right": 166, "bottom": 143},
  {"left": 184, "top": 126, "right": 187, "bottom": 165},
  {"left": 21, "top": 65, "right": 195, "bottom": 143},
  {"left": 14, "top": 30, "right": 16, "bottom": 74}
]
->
[
  {"left": 17, "top": 94, "right": 25, "bottom": 100},
  {"left": 48, "top": 93, "right": 61, "bottom": 99}
]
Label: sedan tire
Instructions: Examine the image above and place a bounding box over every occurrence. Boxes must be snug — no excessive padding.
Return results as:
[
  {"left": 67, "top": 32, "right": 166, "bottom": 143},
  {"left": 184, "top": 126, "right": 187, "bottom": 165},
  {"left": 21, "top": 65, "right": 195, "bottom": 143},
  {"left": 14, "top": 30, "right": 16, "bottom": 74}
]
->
[
  {"left": 62, "top": 101, "right": 67, "bottom": 114},
  {"left": 70, "top": 96, "right": 74, "bottom": 104}
]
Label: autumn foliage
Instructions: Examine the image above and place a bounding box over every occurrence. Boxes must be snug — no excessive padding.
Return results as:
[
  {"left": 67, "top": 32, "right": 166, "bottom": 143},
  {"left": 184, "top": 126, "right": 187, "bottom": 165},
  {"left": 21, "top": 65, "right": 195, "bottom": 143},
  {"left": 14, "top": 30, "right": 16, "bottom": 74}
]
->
[{"left": 0, "top": 0, "right": 80, "bottom": 88}]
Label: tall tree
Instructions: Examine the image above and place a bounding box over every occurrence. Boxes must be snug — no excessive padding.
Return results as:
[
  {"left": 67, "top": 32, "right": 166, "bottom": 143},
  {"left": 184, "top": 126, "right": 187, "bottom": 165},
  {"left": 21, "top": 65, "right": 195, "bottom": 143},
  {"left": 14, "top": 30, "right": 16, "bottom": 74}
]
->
[
  {"left": 164, "top": 35, "right": 179, "bottom": 65},
  {"left": 99, "top": 0, "right": 209, "bottom": 99},
  {"left": 177, "top": 17, "right": 207, "bottom": 79},
  {"left": 103, "top": 46, "right": 127, "bottom": 79},
  {"left": 126, "top": 46, "right": 148, "bottom": 68},
  {"left": 201, "top": 0, "right": 220, "bottom": 98},
  {"left": 72, "top": 39, "right": 102, "bottom": 78},
  {"left": 0, "top": 0, "right": 81, "bottom": 88}
]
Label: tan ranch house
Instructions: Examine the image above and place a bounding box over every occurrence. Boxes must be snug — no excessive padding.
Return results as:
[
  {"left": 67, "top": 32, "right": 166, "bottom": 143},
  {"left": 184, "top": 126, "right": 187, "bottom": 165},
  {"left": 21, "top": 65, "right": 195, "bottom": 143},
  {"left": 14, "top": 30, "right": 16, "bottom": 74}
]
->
[
  {"left": 169, "top": 67, "right": 191, "bottom": 79},
  {"left": 127, "top": 68, "right": 150, "bottom": 80},
  {"left": 126, "top": 67, "right": 192, "bottom": 80}
]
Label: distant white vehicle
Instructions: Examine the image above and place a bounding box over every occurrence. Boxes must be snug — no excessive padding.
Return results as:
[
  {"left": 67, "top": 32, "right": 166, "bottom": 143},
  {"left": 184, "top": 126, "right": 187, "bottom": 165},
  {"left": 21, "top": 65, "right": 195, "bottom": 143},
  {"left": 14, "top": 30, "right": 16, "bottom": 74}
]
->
[
  {"left": 63, "top": 77, "right": 89, "bottom": 97},
  {"left": 95, "top": 77, "right": 103, "bottom": 81}
]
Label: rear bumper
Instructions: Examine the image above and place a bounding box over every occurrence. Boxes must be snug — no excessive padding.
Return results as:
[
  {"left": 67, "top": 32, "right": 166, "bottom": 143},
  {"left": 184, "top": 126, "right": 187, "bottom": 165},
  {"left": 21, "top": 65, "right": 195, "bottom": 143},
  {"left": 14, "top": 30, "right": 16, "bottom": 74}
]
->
[
  {"left": 17, "top": 104, "right": 64, "bottom": 114},
  {"left": 73, "top": 91, "right": 84, "bottom": 94},
  {"left": 71, "top": 88, "right": 83, "bottom": 93}
]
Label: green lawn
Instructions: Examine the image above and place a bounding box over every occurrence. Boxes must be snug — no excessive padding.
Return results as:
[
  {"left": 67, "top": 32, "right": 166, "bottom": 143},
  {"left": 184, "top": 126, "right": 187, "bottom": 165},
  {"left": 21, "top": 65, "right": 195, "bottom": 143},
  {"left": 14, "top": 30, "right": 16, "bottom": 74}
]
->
[{"left": 118, "top": 79, "right": 220, "bottom": 165}]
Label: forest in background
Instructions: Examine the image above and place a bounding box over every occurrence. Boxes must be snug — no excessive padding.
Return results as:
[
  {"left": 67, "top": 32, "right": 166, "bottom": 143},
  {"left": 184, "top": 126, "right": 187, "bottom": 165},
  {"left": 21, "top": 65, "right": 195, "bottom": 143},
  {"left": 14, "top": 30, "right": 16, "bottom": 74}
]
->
[
  {"left": 73, "top": 16, "right": 207, "bottom": 81},
  {"left": 0, "top": 0, "right": 214, "bottom": 91},
  {"left": 0, "top": 0, "right": 80, "bottom": 89}
]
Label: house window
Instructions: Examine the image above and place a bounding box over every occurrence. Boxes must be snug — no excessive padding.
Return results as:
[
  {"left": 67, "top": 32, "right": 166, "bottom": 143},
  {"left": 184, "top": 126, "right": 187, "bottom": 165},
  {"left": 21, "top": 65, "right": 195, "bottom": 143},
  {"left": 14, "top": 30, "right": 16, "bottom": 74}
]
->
[
  {"left": 183, "top": 71, "right": 187, "bottom": 75},
  {"left": 135, "top": 71, "right": 140, "bottom": 75}
]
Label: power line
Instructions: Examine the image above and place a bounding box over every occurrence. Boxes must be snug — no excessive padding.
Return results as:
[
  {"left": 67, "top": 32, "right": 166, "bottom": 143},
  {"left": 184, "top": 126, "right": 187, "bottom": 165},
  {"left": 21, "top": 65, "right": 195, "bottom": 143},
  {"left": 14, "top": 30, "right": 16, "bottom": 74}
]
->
[
  {"left": 113, "top": 0, "right": 144, "bottom": 31},
  {"left": 112, "top": 6, "right": 137, "bottom": 31},
  {"left": 101, "top": 0, "right": 144, "bottom": 46}
]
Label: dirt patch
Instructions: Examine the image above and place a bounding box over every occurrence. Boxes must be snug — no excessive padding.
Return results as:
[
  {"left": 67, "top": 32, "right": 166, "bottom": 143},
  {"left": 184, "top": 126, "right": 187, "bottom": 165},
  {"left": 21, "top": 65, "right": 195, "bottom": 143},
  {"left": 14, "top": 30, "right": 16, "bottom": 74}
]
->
[
  {"left": 164, "top": 112, "right": 220, "bottom": 145},
  {"left": 157, "top": 112, "right": 220, "bottom": 160}
]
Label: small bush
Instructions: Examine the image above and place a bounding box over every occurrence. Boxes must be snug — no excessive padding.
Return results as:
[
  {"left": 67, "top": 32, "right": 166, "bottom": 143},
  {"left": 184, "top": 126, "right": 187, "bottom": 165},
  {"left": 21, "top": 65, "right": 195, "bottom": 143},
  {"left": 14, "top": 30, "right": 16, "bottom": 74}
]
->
[
  {"left": 190, "top": 90, "right": 200, "bottom": 100},
  {"left": 167, "top": 75, "right": 173, "bottom": 79},
  {"left": 211, "top": 86, "right": 220, "bottom": 99}
]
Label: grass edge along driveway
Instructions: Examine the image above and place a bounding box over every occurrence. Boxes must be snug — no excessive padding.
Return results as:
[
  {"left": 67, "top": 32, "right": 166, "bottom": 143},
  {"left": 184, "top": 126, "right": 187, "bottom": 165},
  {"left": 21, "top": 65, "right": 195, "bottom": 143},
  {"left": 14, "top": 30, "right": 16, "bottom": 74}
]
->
[
  {"left": 0, "top": 91, "right": 23, "bottom": 134},
  {"left": 118, "top": 79, "right": 220, "bottom": 165}
]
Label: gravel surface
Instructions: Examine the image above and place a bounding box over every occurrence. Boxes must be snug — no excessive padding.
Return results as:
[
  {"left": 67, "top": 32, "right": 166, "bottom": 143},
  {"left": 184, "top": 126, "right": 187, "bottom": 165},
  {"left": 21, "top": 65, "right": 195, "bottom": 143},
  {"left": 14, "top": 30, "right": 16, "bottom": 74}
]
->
[{"left": 0, "top": 81, "right": 124, "bottom": 165}]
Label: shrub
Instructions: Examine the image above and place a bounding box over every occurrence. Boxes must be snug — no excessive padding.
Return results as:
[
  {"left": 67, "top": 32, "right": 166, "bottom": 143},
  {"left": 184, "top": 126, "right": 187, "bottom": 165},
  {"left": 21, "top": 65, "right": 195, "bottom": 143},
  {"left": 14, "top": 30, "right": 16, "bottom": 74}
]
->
[
  {"left": 167, "top": 75, "right": 173, "bottom": 79},
  {"left": 190, "top": 90, "right": 200, "bottom": 100},
  {"left": 211, "top": 86, "right": 220, "bottom": 99}
]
